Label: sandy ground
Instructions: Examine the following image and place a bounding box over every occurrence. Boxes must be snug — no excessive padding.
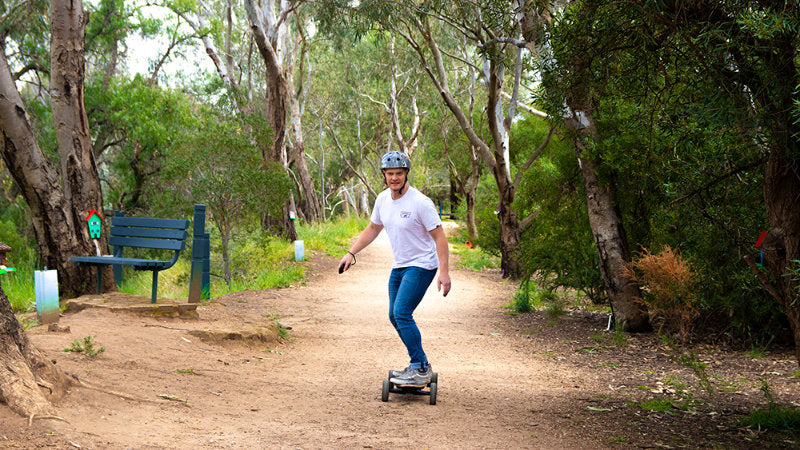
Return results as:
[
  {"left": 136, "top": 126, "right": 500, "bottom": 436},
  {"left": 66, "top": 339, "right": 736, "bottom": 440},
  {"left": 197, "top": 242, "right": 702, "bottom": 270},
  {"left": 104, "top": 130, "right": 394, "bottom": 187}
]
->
[{"left": 1, "top": 230, "right": 799, "bottom": 448}]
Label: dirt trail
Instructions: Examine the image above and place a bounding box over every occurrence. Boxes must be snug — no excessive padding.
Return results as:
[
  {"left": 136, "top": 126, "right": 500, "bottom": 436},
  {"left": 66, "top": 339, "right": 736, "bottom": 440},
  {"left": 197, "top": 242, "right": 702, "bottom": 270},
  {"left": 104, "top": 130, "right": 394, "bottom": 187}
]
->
[{"left": 0, "top": 231, "right": 598, "bottom": 448}]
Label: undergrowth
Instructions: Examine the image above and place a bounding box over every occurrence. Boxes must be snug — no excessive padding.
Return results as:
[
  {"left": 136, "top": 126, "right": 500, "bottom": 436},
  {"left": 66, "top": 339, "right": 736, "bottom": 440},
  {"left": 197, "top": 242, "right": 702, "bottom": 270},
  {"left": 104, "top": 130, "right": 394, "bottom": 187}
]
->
[
  {"left": 624, "top": 245, "right": 698, "bottom": 345},
  {"left": 63, "top": 335, "right": 105, "bottom": 357},
  {"left": 742, "top": 379, "right": 800, "bottom": 433}
]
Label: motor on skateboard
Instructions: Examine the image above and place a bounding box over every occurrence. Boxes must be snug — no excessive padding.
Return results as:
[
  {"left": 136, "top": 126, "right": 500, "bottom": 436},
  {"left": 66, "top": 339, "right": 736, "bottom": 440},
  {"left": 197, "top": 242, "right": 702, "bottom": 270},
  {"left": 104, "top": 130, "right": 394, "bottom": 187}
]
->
[{"left": 381, "top": 371, "right": 438, "bottom": 405}]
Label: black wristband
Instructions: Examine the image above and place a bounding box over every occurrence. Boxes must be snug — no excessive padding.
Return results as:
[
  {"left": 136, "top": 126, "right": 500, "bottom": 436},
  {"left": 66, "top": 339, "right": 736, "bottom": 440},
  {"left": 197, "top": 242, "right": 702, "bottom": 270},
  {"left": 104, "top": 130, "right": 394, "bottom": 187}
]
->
[{"left": 347, "top": 251, "right": 356, "bottom": 264}]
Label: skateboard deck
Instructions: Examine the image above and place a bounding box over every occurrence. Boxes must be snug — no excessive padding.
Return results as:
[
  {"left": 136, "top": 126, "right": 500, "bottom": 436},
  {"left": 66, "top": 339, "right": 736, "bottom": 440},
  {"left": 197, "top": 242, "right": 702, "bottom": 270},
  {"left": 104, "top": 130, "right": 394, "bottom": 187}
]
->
[{"left": 381, "top": 371, "right": 438, "bottom": 405}]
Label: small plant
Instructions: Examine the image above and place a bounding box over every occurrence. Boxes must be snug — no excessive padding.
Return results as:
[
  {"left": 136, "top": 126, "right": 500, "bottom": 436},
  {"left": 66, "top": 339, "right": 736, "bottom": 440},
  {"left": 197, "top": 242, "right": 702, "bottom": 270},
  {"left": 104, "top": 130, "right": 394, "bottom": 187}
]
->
[
  {"left": 638, "top": 399, "right": 679, "bottom": 413},
  {"left": 747, "top": 335, "right": 774, "bottom": 359},
  {"left": 598, "top": 361, "right": 619, "bottom": 368},
  {"left": 611, "top": 320, "right": 628, "bottom": 347},
  {"left": 63, "top": 335, "right": 105, "bottom": 357},
  {"left": 268, "top": 314, "right": 292, "bottom": 341},
  {"left": 661, "top": 335, "right": 714, "bottom": 399},
  {"left": 741, "top": 378, "right": 800, "bottom": 431},
  {"left": 21, "top": 316, "right": 40, "bottom": 330},
  {"left": 590, "top": 332, "right": 606, "bottom": 342},
  {"left": 624, "top": 245, "right": 698, "bottom": 345},
  {"left": 512, "top": 280, "right": 532, "bottom": 313},
  {"left": 544, "top": 298, "right": 566, "bottom": 319}
]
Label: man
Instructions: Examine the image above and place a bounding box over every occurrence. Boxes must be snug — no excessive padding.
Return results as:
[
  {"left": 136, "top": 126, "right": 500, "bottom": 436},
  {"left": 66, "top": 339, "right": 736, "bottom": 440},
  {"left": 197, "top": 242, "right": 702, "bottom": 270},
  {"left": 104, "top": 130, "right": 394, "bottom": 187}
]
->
[{"left": 339, "top": 151, "right": 451, "bottom": 385}]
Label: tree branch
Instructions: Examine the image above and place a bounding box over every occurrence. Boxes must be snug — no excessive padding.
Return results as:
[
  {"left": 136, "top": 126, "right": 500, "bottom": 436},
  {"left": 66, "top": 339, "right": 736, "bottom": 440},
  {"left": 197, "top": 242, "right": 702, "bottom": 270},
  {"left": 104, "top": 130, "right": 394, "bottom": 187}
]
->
[
  {"left": 512, "top": 125, "right": 555, "bottom": 191},
  {"left": 478, "top": 36, "right": 529, "bottom": 48},
  {"left": 669, "top": 155, "right": 768, "bottom": 206}
]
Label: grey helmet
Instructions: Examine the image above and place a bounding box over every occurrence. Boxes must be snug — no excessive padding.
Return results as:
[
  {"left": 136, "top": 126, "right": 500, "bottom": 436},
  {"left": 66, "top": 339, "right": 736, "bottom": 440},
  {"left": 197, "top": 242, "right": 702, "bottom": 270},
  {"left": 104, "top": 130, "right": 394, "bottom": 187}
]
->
[{"left": 380, "top": 151, "right": 411, "bottom": 171}]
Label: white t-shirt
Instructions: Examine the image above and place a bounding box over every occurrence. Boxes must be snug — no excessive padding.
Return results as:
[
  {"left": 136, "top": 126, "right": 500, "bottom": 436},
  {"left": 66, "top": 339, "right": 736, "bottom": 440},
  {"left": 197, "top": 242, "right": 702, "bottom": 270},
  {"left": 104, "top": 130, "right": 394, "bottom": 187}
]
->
[{"left": 370, "top": 186, "right": 442, "bottom": 270}]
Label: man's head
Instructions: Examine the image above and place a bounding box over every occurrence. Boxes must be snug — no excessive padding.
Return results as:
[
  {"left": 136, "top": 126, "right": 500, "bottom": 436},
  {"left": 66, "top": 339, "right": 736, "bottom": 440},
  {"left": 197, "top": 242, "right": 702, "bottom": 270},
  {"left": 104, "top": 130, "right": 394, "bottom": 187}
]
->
[{"left": 380, "top": 151, "right": 411, "bottom": 193}]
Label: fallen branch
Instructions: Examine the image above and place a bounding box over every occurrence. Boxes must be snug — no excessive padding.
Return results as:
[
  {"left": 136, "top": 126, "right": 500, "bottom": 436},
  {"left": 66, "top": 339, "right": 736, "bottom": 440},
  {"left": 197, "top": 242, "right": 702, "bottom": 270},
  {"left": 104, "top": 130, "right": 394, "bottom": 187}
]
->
[
  {"left": 72, "top": 376, "right": 156, "bottom": 404},
  {"left": 28, "top": 413, "right": 69, "bottom": 427}
]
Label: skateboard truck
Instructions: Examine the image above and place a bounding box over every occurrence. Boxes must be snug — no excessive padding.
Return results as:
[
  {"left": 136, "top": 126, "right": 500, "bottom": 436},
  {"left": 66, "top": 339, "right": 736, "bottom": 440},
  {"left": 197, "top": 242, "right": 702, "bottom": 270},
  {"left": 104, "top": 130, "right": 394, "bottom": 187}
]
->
[{"left": 381, "top": 371, "right": 438, "bottom": 405}]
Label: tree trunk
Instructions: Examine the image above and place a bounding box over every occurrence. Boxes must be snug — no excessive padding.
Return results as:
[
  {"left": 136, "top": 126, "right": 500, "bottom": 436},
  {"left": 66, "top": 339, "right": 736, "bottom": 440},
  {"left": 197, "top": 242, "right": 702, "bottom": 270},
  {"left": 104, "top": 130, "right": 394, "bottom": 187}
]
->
[
  {"left": 464, "top": 190, "right": 477, "bottom": 239},
  {"left": 410, "top": 20, "right": 525, "bottom": 278},
  {"left": 565, "top": 105, "right": 649, "bottom": 331},
  {"left": 245, "top": 0, "right": 297, "bottom": 240},
  {"left": 577, "top": 151, "right": 650, "bottom": 331},
  {"left": 0, "top": 282, "right": 71, "bottom": 418},
  {"left": 0, "top": 49, "right": 104, "bottom": 298},
  {"left": 287, "top": 31, "right": 322, "bottom": 222},
  {"left": 49, "top": 0, "right": 111, "bottom": 295},
  {"left": 759, "top": 109, "right": 800, "bottom": 365}
]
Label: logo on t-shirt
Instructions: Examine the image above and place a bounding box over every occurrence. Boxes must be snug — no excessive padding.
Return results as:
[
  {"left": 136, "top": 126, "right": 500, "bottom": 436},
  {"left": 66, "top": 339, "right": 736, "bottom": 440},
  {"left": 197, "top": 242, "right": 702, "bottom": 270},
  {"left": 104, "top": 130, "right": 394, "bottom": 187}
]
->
[{"left": 400, "top": 211, "right": 411, "bottom": 219}]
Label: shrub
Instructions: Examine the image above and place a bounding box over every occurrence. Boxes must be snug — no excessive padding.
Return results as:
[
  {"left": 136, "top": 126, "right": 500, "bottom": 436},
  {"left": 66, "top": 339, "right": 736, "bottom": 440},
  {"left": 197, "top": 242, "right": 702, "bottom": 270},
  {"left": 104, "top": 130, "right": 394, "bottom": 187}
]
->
[{"left": 624, "top": 245, "right": 698, "bottom": 345}]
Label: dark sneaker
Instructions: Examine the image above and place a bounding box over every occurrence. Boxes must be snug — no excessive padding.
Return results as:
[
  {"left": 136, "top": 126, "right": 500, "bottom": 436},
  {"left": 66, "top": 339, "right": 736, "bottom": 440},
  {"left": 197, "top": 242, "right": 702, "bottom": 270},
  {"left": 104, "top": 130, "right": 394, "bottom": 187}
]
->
[
  {"left": 390, "top": 363, "right": 433, "bottom": 386},
  {"left": 390, "top": 365, "right": 412, "bottom": 378}
]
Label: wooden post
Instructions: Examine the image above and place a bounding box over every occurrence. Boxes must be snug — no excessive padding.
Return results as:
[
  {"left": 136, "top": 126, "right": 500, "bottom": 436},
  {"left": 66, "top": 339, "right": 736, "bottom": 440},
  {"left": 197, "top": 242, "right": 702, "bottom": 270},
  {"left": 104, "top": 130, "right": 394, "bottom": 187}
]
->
[{"left": 189, "top": 204, "right": 210, "bottom": 302}]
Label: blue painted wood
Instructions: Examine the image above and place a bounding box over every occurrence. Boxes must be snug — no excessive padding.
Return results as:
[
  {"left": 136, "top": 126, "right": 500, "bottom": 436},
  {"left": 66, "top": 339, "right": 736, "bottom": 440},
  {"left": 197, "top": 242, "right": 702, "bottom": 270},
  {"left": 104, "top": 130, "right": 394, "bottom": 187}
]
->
[
  {"left": 71, "top": 212, "right": 192, "bottom": 303},
  {"left": 110, "top": 226, "right": 187, "bottom": 240},
  {"left": 112, "top": 216, "right": 189, "bottom": 229},
  {"left": 109, "top": 236, "right": 186, "bottom": 251}
]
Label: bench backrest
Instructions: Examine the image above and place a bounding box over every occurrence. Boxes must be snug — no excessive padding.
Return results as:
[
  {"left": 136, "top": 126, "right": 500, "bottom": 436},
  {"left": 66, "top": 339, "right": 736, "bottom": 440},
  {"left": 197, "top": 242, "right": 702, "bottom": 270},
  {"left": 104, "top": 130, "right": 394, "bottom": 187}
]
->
[{"left": 110, "top": 216, "right": 190, "bottom": 254}]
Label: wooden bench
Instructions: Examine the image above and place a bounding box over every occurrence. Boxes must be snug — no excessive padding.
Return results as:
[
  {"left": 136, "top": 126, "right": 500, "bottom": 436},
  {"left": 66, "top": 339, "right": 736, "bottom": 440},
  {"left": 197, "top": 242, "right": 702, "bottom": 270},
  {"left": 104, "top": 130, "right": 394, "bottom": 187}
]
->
[{"left": 71, "top": 213, "right": 190, "bottom": 303}]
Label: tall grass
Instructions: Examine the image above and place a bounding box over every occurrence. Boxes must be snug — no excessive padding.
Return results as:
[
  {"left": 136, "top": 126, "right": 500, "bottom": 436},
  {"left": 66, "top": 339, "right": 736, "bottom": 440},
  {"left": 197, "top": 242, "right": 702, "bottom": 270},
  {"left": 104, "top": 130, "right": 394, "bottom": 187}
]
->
[
  {"left": 3, "top": 247, "right": 40, "bottom": 313},
  {"left": 3, "top": 262, "right": 37, "bottom": 312}
]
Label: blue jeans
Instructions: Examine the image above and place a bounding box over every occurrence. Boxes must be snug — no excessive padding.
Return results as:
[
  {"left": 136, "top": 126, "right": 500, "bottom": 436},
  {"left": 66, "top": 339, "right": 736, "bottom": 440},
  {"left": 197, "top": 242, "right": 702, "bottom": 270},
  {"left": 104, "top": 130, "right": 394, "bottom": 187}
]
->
[{"left": 388, "top": 266, "right": 437, "bottom": 369}]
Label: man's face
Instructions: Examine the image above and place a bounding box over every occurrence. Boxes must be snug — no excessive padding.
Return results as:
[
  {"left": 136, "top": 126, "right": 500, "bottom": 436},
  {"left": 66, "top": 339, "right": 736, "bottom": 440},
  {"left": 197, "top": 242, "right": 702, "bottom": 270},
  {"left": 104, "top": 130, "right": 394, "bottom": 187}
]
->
[{"left": 383, "top": 168, "right": 408, "bottom": 191}]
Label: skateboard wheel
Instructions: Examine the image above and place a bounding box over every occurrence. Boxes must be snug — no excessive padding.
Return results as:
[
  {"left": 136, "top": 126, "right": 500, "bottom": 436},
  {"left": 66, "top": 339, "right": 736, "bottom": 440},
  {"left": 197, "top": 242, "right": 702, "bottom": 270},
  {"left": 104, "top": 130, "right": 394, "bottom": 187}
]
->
[
  {"left": 431, "top": 372, "right": 438, "bottom": 385},
  {"left": 429, "top": 382, "right": 437, "bottom": 405},
  {"left": 381, "top": 379, "right": 390, "bottom": 402},
  {"left": 388, "top": 370, "right": 394, "bottom": 380}
]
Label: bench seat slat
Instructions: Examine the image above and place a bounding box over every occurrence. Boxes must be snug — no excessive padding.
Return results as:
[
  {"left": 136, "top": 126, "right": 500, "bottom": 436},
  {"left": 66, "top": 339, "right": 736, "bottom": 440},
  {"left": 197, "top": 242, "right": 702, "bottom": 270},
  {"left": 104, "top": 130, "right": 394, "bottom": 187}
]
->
[
  {"left": 71, "top": 256, "right": 171, "bottom": 270},
  {"left": 110, "top": 226, "right": 187, "bottom": 240},
  {"left": 109, "top": 236, "right": 186, "bottom": 251},
  {"left": 112, "top": 217, "right": 190, "bottom": 230}
]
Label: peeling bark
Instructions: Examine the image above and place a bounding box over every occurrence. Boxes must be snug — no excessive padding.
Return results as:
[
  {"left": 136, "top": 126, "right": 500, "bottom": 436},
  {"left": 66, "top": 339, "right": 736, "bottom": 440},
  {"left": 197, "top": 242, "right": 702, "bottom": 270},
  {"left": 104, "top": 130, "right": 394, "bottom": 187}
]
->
[{"left": 0, "top": 283, "right": 71, "bottom": 418}]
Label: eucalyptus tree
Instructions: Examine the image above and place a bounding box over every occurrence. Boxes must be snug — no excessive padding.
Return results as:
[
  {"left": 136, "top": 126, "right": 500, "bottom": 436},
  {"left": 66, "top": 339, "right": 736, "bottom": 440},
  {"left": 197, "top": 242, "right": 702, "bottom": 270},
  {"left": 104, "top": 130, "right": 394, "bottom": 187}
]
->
[
  {"left": 161, "top": 100, "right": 290, "bottom": 287},
  {"left": 342, "top": 0, "right": 555, "bottom": 279},
  {"left": 241, "top": 0, "right": 325, "bottom": 234},
  {"left": 632, "top": 1, "right": 800, "bottom": 363},
  {"left": 0, "top": 0, "right": 96, "bottom": 419},
  {"left": 0, "top": 0, "right": 111, "bottom": 297},
  {"left": 538, "top": 0, "right": 650, "bottom": 330},
  {"left": 167, "top": 0, "right": 321, "bottom": 231},
  {"left": 303, "top": 34, "right": 426, "bottom": 215}
]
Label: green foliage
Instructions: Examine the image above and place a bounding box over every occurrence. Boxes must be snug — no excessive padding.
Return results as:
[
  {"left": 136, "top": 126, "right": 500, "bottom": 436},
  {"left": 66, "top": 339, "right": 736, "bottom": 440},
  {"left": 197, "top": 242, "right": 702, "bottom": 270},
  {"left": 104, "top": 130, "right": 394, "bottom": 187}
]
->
[
  {"left": 660, "top": 334, "right": 714, "bottom": 400},
  {"left": 87, "top": 76, "right": 196, "bottom": 212},
  {"left": 452, "top": 243, "right": 500, "bottom": 272},
  {"left": 63, "top": 336, "right": 105, "bottom": 358},
  {"left": 0, "top": 204, "right": 40, "bottom": 313},
  {"left": 508, "top": 280, "right": 560, "bottom": 313},
  {"left": 510, "top": 116, "right": 604, "bottom": 304},
  {"left": 742, "top": 379, "right": 800, "bottom": 432},
  {"left": 296, "top": 215, "right": 369, "bottom": 257},
  {"left": 512, "top": 280, "right": 532, "bottom": 313}
]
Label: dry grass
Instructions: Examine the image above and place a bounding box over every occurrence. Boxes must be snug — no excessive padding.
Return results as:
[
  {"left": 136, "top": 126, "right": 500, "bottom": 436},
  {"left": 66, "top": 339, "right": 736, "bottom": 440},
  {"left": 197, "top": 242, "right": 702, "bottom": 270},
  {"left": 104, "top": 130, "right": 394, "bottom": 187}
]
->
[{"left": 624, "top": 245, "right": 698, "bottom": 345}]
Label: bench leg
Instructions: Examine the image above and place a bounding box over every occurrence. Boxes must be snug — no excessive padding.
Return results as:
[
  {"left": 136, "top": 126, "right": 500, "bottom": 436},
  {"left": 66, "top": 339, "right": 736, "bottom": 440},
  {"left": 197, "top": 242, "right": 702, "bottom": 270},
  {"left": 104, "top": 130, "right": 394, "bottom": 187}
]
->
[
  {"left": 96, "top": 266, "right": 103, "bottom": 294},
  {"left": 151, "top": 271, "right": 159, "bottom": 304}
]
